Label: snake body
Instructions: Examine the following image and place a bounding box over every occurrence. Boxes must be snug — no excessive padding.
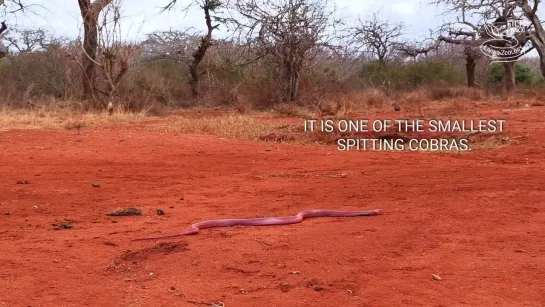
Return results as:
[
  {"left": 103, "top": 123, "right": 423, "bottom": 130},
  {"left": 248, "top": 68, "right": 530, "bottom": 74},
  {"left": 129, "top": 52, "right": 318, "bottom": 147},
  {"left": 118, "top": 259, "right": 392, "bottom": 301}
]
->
[{"left": 132, "top": 209, "right": 382, "bottom": 241}]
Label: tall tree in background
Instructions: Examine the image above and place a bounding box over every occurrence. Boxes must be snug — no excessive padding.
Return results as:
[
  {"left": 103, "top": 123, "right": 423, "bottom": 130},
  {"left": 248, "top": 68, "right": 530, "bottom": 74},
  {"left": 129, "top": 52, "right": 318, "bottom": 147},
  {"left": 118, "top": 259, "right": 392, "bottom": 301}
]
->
[
  {"left": 163, "top": 0, "right": 222, "bottom": 97},
  {"left": 225, "top": 0, "right": 342, "bottom": 102},
  {"left": 420, "top": 0, "right": 533, "bottom": 91},
  {"left": 351, "top": 11, "right": 405, "bottom": 66},
  {"left": 77, "top": 0, "right": 113, "bottom": 100},
  {"left": 516, "top": 0, "right": 545, "bottom": 78},
  {"left": 0, "top": 0, "right": 29, "bottom": 58}
]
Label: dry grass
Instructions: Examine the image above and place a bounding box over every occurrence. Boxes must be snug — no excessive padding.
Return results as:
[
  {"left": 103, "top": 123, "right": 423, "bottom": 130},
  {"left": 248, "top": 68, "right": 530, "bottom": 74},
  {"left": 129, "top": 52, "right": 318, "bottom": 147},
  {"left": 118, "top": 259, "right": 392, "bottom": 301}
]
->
[
  {"left": 0, "top": 106, "right": 281, "bottom": 141},
  {"left": 362, "top": 88, "right": 388, "bottom": 108},
  {"left": 0, "top": 98, "right": 518, "bottom": 155},
  {"left": 465, "top": 133, "right": 512, "bottom": 150},
  {"left": 148, "top": 114, "right": 279, "bottom": 140},
  {"left": 273, "top": 103, "right": 313, "bottom": 118},
  {"left": 427, "top": 86, "right": 488, "bottom": 101},
  {"left": 0, "top": 107, "right": 151, "bottom": 131}
]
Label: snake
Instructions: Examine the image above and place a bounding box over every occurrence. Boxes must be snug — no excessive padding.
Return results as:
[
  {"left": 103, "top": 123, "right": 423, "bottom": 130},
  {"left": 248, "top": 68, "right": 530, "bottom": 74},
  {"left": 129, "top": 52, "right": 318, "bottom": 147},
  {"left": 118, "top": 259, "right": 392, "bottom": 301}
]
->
[{"left": 132, "top": 208, "right": 383, "bottom": 241}]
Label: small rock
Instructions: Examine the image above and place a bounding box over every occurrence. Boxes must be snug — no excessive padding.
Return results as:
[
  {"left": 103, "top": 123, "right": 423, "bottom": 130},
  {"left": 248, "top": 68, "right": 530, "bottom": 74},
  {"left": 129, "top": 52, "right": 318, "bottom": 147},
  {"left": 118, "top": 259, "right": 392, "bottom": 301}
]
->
[
  {"left": 312, "top": 285, "right": 324, "bottom": 291},
  {"left": 278, "top": 282, "right": 291, "bottom": 292},
  {"left": 92, "top": 183, "right": 101, "bottom": 188},
  {"left": 179, "top": 197, "right": 184, "bottom": 201},
  {"left": 53, "top": 221, "right": 73, "bottom": 230},
  {"left": 307, "top": 279, "right": 325, "bottom": 291},
  {"left": 394, "top": 104, "right": 401, "bottom": 111},
  {"left": 169, "top": 206, "right": 175, "bottom": 209},
  {"left": 432, "top": 274, "right": 442, "bottom": 281},
  {"left": 4, "top": 212, "right": 11, "bottom": 216},
  {"left": 340, "top": 173, "right": 348, "bottom": 178},
  {"left": 16, "top": 180, "right": 30, "bottom": 184},
  {"left": 156, "top": 209, "right": 165, "bottom": 215},
  {"left": 265, "top": 148, "right": 272, "bottom": 152}
]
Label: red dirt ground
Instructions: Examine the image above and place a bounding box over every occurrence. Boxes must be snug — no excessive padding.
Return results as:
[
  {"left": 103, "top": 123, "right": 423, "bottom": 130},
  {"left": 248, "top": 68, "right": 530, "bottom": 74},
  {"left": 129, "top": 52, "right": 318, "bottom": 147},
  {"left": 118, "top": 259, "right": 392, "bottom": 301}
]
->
[{"left": 1, "top": 103, "right": 545, "bottom": 307}]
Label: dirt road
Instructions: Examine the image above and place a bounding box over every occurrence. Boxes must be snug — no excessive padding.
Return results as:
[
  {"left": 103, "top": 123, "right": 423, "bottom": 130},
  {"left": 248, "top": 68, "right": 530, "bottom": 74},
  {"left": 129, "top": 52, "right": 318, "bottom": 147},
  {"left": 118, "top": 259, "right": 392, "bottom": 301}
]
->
[{"left": 1, "top": 105, "right": 544, "bottom": 306}]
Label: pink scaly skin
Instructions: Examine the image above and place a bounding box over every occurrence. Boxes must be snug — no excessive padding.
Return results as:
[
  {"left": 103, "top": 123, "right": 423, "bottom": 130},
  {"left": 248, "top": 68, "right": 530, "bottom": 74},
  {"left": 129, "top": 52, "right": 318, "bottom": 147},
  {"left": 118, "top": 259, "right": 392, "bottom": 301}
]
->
[{"left": 132, "top": 209, "right": 383, "bottom": 241}]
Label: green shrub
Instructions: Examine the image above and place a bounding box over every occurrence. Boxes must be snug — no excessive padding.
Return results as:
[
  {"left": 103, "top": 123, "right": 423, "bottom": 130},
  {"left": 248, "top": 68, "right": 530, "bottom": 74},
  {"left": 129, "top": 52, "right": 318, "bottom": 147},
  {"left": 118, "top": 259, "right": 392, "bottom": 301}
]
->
[
  {"left": 489, "top": 62, "right": 534, "bottom": 85},
  {"left": 359, "top": 60, "right": 465, "bottom": 89}
]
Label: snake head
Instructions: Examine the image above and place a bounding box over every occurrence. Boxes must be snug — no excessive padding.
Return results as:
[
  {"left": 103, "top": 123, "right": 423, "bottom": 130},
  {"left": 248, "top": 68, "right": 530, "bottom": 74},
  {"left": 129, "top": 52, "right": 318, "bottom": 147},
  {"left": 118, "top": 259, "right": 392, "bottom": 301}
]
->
[{"left": 371, "top": 209, "right": 383, "bottom": 215}]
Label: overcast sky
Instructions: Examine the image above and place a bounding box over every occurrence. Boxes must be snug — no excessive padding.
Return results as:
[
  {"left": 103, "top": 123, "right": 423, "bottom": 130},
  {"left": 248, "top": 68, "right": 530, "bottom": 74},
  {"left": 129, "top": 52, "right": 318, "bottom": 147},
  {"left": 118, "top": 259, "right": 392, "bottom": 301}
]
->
[
  {"left": 3, "top": 0, "right": 543, "bottom": 59},
  {"left": 7, "top": 0, "right": 447, "bottom": 41}
]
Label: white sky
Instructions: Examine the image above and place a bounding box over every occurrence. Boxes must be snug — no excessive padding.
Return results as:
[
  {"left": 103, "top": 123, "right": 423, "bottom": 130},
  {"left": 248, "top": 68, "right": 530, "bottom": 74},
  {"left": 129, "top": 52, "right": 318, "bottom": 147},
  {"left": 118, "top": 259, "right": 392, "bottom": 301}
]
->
[
  {"left": 3, "top": 0, "right": 541, "bottom": 59},
  {"left": 6, "top": 0, "right": 446, "bottom": 41}
]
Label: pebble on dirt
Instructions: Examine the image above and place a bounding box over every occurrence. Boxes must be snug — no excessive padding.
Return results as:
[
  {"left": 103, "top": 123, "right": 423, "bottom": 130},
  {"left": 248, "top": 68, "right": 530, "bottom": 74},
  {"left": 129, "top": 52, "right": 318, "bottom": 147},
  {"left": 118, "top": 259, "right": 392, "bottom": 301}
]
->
[
  {"left": 92, "top": 183, "right": 101, "bottom": 188},
  {"left": 52, "top": 221, "right": 73, "bottom": 230},
  {"left": 156, "top": 209, "right": 165, "bottom": 215},
  {"left": 16, "top": 180, "right": 30, "bottom": 184},
  {"left": 432, "top": 274, "right": 442, "bottom": 281},
  {"left": 278, "top": 282, "right": 291, "bottom": 292},
  {"left": 4, "top": 212, "right": 11, "bottom": 216}
]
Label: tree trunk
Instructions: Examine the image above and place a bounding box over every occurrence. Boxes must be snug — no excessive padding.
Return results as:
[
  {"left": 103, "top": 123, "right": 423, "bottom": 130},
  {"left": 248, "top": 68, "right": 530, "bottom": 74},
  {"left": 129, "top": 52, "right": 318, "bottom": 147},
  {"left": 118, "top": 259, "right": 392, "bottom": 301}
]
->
[
  {"left": 519, "top": 1, "right": 545, "bottom": 78},
  {"left": 465, "top": 54, "right": 476, "bottom": 87},
  {"left": 0, "top": 22, "right": 8, "bottom": 58},
  {"left": 188, "top": 3, "right": 216, "bottom": 97},
  {"left": 536, "top": 47, "right": 545, "bottom": 78},
  {"left": 77, "top": 0, "right": 113, "bottom": 102},
  {"left": 503, "top": 62, "right": 516, "bottom": 92},
  {"left": 189, "top": 63, "right": 199, "bottom": 97},
  {"left": 81, "top": 15, "right": 98, "bottom": 100}
]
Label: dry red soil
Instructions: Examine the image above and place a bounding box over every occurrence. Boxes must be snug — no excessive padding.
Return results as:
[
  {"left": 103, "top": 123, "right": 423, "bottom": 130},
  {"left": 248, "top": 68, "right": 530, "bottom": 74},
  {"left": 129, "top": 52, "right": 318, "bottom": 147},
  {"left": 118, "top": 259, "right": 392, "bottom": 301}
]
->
[{"left": 1, "top": 103, "right": 544, "bottom": 307}]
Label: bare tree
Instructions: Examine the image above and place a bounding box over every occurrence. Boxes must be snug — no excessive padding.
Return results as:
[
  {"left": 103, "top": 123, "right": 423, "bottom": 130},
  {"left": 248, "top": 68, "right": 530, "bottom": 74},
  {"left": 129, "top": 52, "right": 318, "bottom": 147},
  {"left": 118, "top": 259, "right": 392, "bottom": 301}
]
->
[
  {"left": 141, "top": 29, "right": 200, "bottom": 63},
  {"left": 515, "top": 0, "right": 545, "bottom": 78},
  {"left": 162, "top": 0, "right": 222, "bottom": 97},
  {"left": 0, "top": 0, "right": 27, "bottom": 14},
  {"left": 421, "top": 0, "right": 533, "bottom": 91},
  {"left": 77, "top": 0, "right": 114, "bottom": 100},
  {"left": 351, "top": 11, "right": 405, "bottom": 65},
  {"left": 0, "top": 0, "right": 33, "bottom": 58},
  {"left": 3, "top": 28, "right": 50, "bottom": 53},
  {"left": 71, "top": 0, "right": 135, "bottom": 109},
  {"left": 0, "top": 21, "right": 8, "bottom": 58},
  {"left": 225, "top": 0, "right": 342, "bottom": 102}
]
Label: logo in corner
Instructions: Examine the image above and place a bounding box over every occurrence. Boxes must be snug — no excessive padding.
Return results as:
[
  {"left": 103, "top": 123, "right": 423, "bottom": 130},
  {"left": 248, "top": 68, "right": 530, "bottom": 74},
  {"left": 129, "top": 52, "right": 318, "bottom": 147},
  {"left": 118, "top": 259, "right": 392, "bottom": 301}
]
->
[{"left": 479, "top": 17, "right": 532, "bottom": 63}]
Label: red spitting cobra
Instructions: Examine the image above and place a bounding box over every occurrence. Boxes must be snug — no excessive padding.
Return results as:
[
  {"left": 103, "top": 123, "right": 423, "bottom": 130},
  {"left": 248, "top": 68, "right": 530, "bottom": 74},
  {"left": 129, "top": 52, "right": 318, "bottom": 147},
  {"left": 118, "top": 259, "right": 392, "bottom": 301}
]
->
[{"left": 132, "top": 209, "right": 383, "bottom": 241}]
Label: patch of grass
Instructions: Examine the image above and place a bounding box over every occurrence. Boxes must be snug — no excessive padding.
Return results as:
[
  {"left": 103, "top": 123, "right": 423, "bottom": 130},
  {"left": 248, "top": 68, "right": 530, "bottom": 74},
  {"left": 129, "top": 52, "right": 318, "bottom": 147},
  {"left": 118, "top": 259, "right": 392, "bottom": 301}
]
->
[
  {"left": 466, "top": 133, "right": 512, "bottom": 150},
  {"left": 0, "top": 107, "right": 151, "bottom": 131},
  {"left": 148, "top": 114, "right": 279, "bottom": 140},
  {"left": 273, "top": 103, "right": 313, "bottom": 118}
]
